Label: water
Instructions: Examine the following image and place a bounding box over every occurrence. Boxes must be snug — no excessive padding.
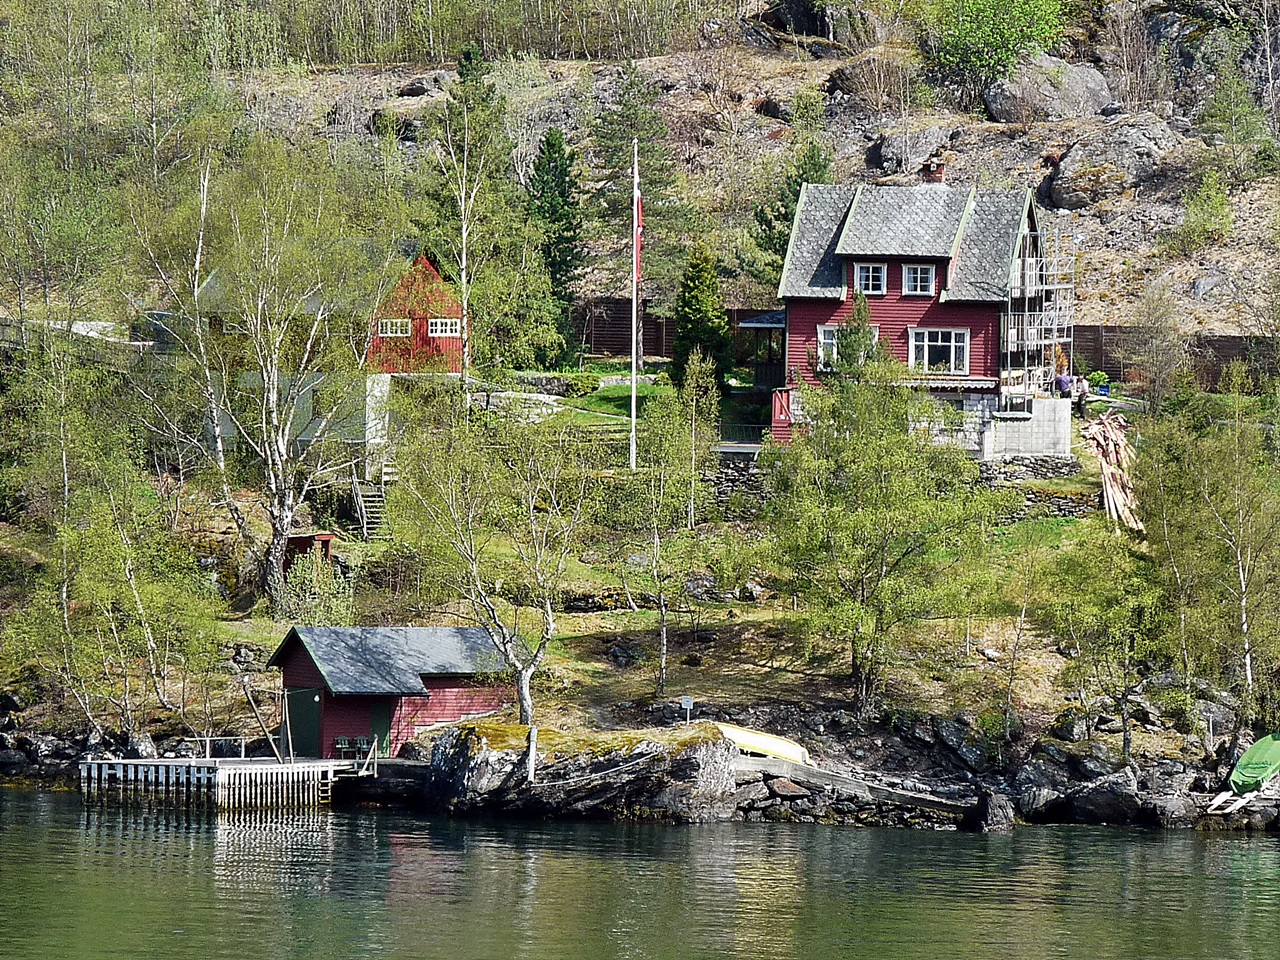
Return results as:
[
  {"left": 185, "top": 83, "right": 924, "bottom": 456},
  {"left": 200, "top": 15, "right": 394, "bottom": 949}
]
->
[{"left": 2, "top": 790, "right": 1280, "bottom": 960}]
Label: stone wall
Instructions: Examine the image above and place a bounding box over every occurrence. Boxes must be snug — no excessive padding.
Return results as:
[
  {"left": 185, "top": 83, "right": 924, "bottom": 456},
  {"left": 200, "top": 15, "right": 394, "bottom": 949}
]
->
[
  {"left": 979, "top": 455, "right": 1081, "bottom": 483},
  {"left": 710, "top": 452, "right": 766, "bottom": 517}
]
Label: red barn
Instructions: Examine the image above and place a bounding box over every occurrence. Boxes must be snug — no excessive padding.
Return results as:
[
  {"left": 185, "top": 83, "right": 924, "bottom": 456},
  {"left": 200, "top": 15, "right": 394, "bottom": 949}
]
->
[
  {"left": 773, "top": 184, "right": 1072, "bottom": 445},
  {"left": 367, "top": 254, "right": 465, "bottom": 373},
  {"left": 268, "top": 626, "right": 509, "bottom": 759}
]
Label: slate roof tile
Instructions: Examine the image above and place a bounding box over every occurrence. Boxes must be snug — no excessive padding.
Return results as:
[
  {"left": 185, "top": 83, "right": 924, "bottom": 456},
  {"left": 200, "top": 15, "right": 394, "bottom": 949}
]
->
[
  {"left": 836, "top": 185, "right": 972, "bottom": 259},
  {"left": 777, "top": 184, "right": 858, "bottom": 300},
  {"left": 269, "top": 626, "right": 504, "bottom": 695},
  {"left": 778, "top": 184, "right": 1033, "bottom": 304}
]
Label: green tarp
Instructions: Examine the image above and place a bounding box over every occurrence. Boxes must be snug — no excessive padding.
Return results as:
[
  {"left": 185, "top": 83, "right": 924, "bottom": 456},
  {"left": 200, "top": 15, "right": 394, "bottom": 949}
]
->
[{"left": 1229, "top": 734, "right": 1280, "bottom": 794}]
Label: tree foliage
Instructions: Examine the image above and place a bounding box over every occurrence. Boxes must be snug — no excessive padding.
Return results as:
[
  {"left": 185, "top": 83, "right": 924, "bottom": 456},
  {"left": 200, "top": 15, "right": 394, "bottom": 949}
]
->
[
  {"left": 762, "top": 357, "right": 1008, "bottom": 714},
  {"left": 670, "top": 243, "right": 731, "bottom": 386},
  {"left": 927, "top": 0, "right": 1063, "bottom": 102},
  {"left": 750, "top": 140, "right": 832, "bottom": 292}
]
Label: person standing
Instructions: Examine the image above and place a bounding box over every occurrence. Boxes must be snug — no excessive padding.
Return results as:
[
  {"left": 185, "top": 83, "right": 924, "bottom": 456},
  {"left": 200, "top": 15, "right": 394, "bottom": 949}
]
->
[
  {"left": 1075, "top": 375, "right": 1090, "bottom": 418},
  {"left": 1054, "top": 371, "right": 1073, "bottom": 398}
]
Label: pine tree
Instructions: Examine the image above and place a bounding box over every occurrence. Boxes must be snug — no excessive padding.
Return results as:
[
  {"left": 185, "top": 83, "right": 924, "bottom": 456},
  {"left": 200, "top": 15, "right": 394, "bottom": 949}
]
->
[
  {"left": 528, "top": 128, "right": 584, "bottom": 307},
  {"left": 750, "top": 140, "right": 832, "bottom": 291},
  {"left": 671, "top": 243, "right": 731, "bottom": 386},
  {"left": 590, "top": 62, "right": 696, "bottom": 303}
]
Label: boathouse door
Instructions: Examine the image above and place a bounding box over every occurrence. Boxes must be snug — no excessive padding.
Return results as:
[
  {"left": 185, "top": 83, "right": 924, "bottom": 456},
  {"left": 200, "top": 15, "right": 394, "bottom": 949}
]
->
[
  {"left": 370, "top": 702, "right": 392, "bottom": 757},
  {"left": 285, "top": 688, "right": 322, "bottom": 757}
]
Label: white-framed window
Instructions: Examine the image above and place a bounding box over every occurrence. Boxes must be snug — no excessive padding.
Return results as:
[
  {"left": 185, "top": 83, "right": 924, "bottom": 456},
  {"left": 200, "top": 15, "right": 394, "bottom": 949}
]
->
[
  {"left": 427, "top": 317, "right": 461, "bottom": 337},
  {"left": 379, "top": 317, "right": 410, "bottom": 338},
  {"left": 816, "top": 324, "right": 839, "bottom": 369},
  {"left": 816, "top": 323, "right": 878, "bottom": 369},
  {"left": 911, "top": 328, "right": 969, "bottom": 375},
  {"left": 854, "top": 262, "right": 887, "bottom": 295},
  {"left": 903, "top": 264, "right": 936, "bottom": 296}
]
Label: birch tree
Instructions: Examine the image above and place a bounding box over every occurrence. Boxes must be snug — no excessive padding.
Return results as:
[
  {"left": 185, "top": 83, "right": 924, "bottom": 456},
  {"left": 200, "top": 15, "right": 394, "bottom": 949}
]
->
[
  {"left": 129, "top": 136, "right": 395, "bottom": 604},
  {"left": 389, "top": 404, "right": 605, "bottom": 723}
]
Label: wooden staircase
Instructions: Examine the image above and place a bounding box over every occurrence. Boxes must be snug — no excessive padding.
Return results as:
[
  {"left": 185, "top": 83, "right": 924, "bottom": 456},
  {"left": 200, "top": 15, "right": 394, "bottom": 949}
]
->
[{"left": 352, "top": 461, "right": 395, "bottom": 540}]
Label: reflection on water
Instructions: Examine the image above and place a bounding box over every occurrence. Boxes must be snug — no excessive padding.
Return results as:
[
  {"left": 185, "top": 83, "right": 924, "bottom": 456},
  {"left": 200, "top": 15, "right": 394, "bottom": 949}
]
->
[{"left": 2, "top": 790, "right": 1280, "bottom": 960}]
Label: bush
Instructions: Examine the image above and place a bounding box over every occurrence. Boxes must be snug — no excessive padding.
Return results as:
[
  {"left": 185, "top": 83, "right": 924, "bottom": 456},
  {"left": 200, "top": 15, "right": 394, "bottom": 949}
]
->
[
  {"left": 927, "top": 0, "right": 1063, "bottom": 103},
  {"left": 1161, "top": 170, "right": 1232, "bottom": 255},
  {"left": 1087, "top": 370, "right": 1110, "bottom": 389},
  {"left": 563, "top": 372, "right": 601, "bottom": 398}
]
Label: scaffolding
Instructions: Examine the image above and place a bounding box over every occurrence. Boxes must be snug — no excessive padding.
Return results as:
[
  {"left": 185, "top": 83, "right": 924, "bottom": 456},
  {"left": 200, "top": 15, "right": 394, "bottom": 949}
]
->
[{"left": 1002, "top": 230, "right": 1075, "bottom": 405}]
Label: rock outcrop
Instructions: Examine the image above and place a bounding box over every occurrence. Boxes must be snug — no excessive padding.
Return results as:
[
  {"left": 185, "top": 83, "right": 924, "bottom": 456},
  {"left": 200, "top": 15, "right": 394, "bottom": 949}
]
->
[
  {"left": 984, "top": 54, "right": 1112, "bottom": 123},
  {"left": 1049, "top": 113, "right": 1185, "bottom": 209},
  {"left": 422, "top": 725, "right": 739, "bottom": 822}
]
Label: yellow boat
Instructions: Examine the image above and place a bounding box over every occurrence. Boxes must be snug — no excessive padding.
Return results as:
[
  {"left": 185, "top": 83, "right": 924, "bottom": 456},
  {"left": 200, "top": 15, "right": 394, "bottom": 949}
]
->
[{"left": 714, "top": 722, "right": 811, "bottom": 766}]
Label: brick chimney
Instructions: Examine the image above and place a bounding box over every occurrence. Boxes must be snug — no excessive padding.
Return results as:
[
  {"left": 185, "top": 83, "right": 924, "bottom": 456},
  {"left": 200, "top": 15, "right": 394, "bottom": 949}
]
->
[{"left": 921, "top": 154, "right": 946, "bottom": 184}]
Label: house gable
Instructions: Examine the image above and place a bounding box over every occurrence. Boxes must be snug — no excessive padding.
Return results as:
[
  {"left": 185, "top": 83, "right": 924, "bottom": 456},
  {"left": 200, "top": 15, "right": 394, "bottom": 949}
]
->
[{"left": 367, "top": 254, "right": 465, "bottom": 373}]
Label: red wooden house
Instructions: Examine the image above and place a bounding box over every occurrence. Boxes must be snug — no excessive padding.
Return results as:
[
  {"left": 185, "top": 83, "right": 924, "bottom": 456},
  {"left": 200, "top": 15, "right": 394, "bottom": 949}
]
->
[
  {"left": 772, "top": 184, "right": 1073, "bottom": 444},
  {"left": 268, "top": 626, "right": 509, "bottom": 759},
  {"left": 367, "top": 254, "right": 465, "bottom": 374}
]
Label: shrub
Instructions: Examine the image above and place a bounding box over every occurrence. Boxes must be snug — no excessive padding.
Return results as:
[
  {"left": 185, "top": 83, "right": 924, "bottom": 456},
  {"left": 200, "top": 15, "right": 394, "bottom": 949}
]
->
[
  {"left": 926, "top": 0, "right": 1063, "bottom": 104},
  {"left": 1161, "top": 170, "right": 1232, "bottom": 256},
  {"left": 563, "top": 372, "right": 601, "bottom": 398},
  {"left": 1087, "top": 370, "right": 1110, "bottom": 389}
]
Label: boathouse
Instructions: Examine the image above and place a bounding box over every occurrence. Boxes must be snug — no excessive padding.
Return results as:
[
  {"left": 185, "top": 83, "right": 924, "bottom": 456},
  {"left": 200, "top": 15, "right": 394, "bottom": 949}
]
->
[{"left": 268, "top": 626, "right": 508, "bottom": 760}]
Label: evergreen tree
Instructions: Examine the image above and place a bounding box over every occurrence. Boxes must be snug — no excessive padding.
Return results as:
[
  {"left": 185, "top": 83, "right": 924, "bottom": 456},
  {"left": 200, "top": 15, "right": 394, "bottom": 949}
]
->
[
  {"left": 590, "top": 62, "right": 696, "bottom": 303},
  {"left": 750, "top": 140, "right": 833, "bottom": 291},
  {"left": 671, "top": 243, "right": 731, "bottom": 386},
  {"left": 528, "top": 128, "right": 584, "bottom": 309}
]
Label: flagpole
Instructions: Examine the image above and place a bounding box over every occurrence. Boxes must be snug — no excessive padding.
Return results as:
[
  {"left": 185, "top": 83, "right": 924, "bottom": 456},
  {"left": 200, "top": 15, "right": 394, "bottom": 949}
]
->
[{"left": 629, "top": 136, "right": 639, "bottom": 472}]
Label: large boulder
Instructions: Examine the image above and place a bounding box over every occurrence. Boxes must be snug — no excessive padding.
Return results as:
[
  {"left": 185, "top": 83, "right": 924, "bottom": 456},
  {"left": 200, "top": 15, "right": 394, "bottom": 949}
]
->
[
  {"left": 962, "top": 790, "right": 1017, "bottom": 832},
  {"left": 933, "top": 717, "right": 992, "bottom": 773},
  {"left": 1048, "top": 113, "right": 1184, "bottom": 209},
  {"left": 871, "top": 124, "right": 952, "bottom": 174},
  {"left": 1063, "top": 767, "right": 1142, "bottom": 824},
  {"left": 984, "top": 54, "right": 1112, "bottom": 123},
  {"left": 0, "top": 748, "right": 31, "bottom": 775},
  {"left": 125, "top": 732, "right": 159, "bottom": 760}
]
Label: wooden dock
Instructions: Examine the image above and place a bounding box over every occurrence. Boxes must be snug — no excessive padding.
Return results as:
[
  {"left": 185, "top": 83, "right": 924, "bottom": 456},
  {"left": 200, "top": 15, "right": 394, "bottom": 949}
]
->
[{"left": 79, "top": 758, "right": 368, "bottom": 810}]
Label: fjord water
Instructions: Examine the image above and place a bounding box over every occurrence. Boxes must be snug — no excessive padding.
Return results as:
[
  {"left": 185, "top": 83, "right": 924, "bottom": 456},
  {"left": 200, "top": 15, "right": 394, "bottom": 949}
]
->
[{"left": 3, "top": 790, "right": 1280, "bottom": 960}]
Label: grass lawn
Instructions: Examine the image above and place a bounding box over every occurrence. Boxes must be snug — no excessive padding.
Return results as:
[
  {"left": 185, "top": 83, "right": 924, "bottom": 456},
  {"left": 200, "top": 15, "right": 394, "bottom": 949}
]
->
[{"left": 559, "top": 382, "right": 674, "bottom": 418}]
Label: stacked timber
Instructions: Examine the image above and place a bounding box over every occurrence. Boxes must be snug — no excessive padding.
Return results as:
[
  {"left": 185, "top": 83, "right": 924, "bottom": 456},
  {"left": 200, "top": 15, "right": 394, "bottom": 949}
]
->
[{"left": 1081, "top": 411, "right": 1144, "bottom": 532}]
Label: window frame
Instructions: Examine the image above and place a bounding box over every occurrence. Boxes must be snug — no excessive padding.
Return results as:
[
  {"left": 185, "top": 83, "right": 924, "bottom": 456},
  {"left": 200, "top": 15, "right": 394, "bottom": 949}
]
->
[
  {"left": 427, "top": 317, "right": 461, "bottom": 338},
  {"left": 854, "top": 262, "right": 888, "bottom": 296},
  {"left": 910, "top": 327, "right": 970, "bottom": 376},
  {"left": 378, "top": 317, "right": 411, "bottom": 338},
  {"left": 816, "top": 323, "right": 879, "bottom": 370},
  {"left": 902, "top": 263, "right": 936, "bottom": 297}
]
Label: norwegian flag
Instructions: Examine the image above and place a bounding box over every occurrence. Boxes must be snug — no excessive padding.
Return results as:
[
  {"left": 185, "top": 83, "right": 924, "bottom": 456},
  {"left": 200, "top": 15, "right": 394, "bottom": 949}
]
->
[{"left": 632, "top": 154, "right": 643, "bottom": 284}]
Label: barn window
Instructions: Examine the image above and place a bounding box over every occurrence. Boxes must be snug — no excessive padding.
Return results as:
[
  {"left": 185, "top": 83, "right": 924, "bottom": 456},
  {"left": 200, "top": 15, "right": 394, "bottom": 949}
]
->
[
  {"left": 911, "top": 328, "right": 969, "bottom": 375},
  {"left": 428, "top": 317, "right": 461, "bottom": 337},
  {"left": 379, "top": 317, "right": 411, "bottom": 338},
  {"left": 903, "top": 264, "right": 936, "bottom": 296},
  {"left": 854, "top": 262, "right": 886, "bottom": 295}
]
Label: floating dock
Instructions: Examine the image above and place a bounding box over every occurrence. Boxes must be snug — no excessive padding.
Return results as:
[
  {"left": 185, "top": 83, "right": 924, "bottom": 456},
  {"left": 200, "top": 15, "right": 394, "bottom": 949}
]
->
[{"left": 79, "top": 758, "right": 367, "bottom": 810}]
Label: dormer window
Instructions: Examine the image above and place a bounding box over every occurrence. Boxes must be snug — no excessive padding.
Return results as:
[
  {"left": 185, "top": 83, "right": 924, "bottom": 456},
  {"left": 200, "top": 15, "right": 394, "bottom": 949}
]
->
[
  {"left": 903, "top": 264, "right": 936, "bottom": 296},
  {"left": 379, "top": 317, "right": 410, "bottom": 338},
  {"left": 855, "top": 263, "right": 886, "bottom": 296}
]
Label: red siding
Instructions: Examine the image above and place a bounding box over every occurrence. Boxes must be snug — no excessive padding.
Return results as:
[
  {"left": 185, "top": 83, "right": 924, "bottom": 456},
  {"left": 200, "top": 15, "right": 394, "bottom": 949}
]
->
[
  {"left": 368, "top": 255, "right": 465, "bottom": 374},
  {"left": 776, "top": 259, "right": 1001, "bottom": 436},
  {"left": 277, "top": 638, "right": 327, "bottom": 690}
]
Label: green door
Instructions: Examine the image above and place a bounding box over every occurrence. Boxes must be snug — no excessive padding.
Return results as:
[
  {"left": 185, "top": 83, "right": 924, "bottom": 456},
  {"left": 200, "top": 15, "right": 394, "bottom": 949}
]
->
[
  {"left": 286, "top": 688, "right": 322, "bottom": 758},
  {"left": 370, "top": 701, "right": 392, "bottom": 757}
]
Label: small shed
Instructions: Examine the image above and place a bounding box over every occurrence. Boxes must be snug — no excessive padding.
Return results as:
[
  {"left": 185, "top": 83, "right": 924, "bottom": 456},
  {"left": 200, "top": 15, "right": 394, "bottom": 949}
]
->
[{"left": 267, "top": 626, "right": 508, "bottom": 759}]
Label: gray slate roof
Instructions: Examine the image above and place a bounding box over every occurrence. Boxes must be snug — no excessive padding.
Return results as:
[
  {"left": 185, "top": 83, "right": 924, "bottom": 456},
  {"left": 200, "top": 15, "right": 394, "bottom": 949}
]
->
[
  {"left": 777, "top": 184, "right": 858, "bottom": 300},
  {"left": 779, "top": 184, "right": 1033, "bottom": 303},
  {"left": 269, "top": 626, "right": 504, "bottom": 696},
  {"left": 836, "top": 186, "right": 972, "bottom": 259},
  {"left": 948, "top": 190, "right": 1030, "bottom": 302}
]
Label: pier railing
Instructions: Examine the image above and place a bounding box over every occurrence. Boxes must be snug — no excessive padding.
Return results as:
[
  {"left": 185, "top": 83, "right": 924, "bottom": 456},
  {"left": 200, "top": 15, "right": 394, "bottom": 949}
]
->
[{"left": 79, "top": 757, "right": 368, "bottom": 810}]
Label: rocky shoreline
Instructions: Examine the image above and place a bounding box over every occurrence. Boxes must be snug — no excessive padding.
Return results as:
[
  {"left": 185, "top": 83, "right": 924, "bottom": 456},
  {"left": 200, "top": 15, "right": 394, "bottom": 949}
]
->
[{"left": 4, "top": 691, "right": 1275, "bottom": 831}]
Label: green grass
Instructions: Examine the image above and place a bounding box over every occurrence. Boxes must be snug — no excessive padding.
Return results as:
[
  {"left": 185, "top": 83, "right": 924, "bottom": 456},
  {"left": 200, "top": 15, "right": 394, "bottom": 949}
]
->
[{"left": 559, "top": 383, "right": 674, "bottom": 418}]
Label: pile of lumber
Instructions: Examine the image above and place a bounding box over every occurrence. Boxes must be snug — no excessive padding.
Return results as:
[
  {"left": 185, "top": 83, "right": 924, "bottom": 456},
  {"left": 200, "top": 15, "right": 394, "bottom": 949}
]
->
[{"left": 1082, "top": 411, "right": 1144, "bottom": 532}]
